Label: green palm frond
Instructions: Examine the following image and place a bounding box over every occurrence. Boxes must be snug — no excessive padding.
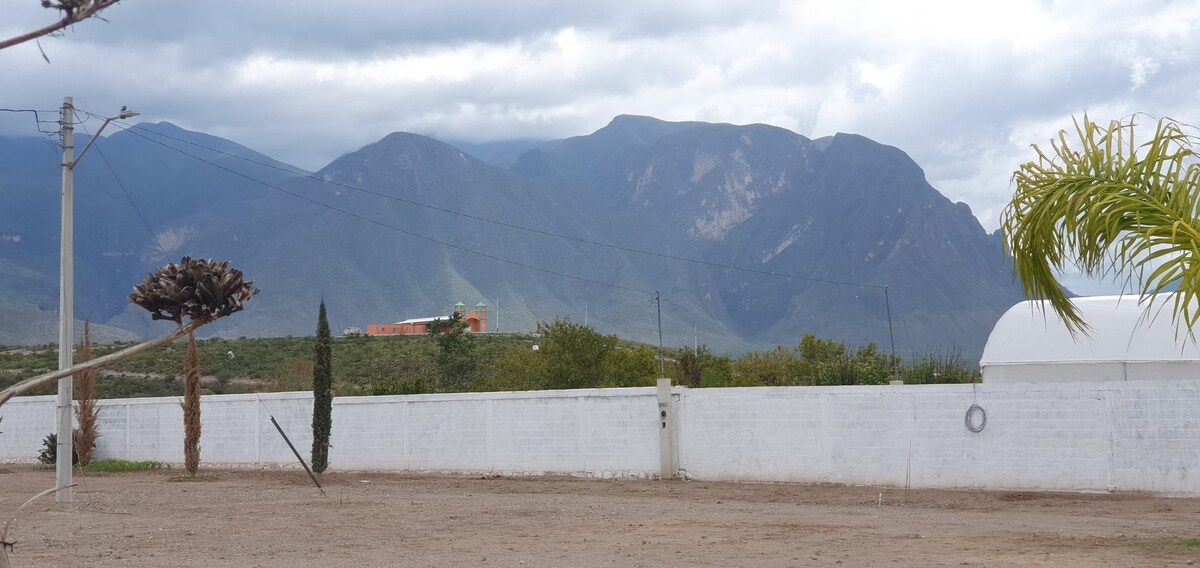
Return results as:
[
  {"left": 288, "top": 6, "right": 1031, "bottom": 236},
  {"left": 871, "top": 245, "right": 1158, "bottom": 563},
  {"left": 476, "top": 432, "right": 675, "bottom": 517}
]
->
[{"left": 1002, "top": 114, "right": 1200, "bottom": 335}]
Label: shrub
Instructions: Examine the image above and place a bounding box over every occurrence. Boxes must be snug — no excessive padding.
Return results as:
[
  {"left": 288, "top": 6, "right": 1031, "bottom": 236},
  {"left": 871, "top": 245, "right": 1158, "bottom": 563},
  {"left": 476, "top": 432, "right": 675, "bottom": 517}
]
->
[
  {"left": 537, "top": 318, "right": 618, "bottom": 389},
  {"left": 38, "top": 432, "right": 81, "bottom": 465},
  {"left": 599, "top": 345, "right": 658, "bottom": 388},
  {"left": 370, "top": 378, "right": 428, "bottom": 396},
  {"left": 474, "top": 344, "right": 546, "bottom": 392}
]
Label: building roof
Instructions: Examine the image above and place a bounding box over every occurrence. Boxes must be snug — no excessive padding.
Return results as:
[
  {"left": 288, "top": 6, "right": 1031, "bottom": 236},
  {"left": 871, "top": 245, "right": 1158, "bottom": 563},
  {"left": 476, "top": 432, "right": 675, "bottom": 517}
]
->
[
  {"left": 981, "top": 295, "right": 1200, "bottom": 366},
  {"left": 393, "top": 316, "right": 449, "bottom": 325},
  {"left": 979, "top": 295, "right": 1200, "bottom": 382}
]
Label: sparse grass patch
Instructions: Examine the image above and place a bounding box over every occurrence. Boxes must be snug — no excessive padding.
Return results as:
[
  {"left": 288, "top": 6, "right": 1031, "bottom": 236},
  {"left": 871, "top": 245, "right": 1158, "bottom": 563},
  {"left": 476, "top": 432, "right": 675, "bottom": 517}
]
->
[
  {"left": 1179, "top": 538, "right": 1200, "bottom": 549},
  {"left": 82, "top": 459, "right": 165, "bottom": 472}
]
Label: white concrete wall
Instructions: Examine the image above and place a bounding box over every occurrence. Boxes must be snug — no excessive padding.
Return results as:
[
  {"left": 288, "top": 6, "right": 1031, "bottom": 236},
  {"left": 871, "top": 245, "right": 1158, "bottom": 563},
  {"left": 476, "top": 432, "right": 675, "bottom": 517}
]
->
[
  {"left": 0, "top": 388, "right": 662, "bottom": 478},
  {"left": 4, "top": 381, "right": 1200, "bottom": 493},
  {"left": 678, "top": 381, "right": 1200, "bottom": 493}
]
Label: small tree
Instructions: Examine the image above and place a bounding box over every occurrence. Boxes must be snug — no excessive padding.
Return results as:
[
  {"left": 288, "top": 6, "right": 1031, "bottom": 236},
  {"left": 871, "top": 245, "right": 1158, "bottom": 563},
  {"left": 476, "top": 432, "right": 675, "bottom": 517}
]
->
[
  {"left": 428, "top": 311, "right": 476, "bottom": 388},
  {"left": 476, "top": 343, "right": 547, "bottom": 392},
  {"left": 599, "top": 345, "right": 658, "bottom": 388},
  {"left": 73, "top": 321, "right": 99, "bottom": 466},
  {"left": 732, "top": 346, "right": 794, "bottom": 386},
  {"left": 129, "top": 256, "right": 259, "bottom": 478},
  {"left": 311, "top": 301, "right": 333, "bottom": 474},
  {"left": 537, "top": 318, "right": 617, "bottom": 390}
]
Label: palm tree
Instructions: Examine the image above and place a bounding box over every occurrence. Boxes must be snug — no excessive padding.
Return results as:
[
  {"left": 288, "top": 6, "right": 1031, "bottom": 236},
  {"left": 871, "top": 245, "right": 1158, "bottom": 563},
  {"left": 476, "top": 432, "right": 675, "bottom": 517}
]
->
[
  {"left": 1002, "top": 114, "right": 1200, "bottom": 335},
  {"left": 129, "top": 256, "right": 259, "bottom": 477},
  {"left": 1, "top": 257, "right": 258, "bottom": 409}
]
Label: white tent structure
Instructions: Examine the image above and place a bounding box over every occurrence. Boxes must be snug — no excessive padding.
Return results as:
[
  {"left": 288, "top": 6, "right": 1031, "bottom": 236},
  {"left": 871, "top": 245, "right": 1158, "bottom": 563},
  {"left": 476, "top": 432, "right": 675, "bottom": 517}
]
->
[{"left": 980, "top": 295, "right": 1200, "bottom": 383}]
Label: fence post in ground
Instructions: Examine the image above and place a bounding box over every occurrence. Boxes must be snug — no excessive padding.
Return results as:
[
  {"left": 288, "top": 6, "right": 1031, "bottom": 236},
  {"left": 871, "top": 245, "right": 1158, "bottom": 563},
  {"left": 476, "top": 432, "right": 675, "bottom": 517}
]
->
[{"left": 657, "top": 378, "right": 673, "bottom": 480}]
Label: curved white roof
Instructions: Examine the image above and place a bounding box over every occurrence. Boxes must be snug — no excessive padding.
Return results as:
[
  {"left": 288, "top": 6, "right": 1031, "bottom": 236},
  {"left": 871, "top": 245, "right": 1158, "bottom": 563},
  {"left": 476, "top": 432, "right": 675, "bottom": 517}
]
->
[{"left": 981, "top": 295, "right": 1200, "bottom": 367}]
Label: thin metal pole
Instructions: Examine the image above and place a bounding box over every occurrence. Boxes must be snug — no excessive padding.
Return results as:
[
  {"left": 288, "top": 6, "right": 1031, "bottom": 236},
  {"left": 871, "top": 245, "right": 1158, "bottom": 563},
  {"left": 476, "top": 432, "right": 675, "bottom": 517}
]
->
[
  {"left": 884, "top": 285, "right": 898, "bottom": 380},
  {"left": 656, "top": 291, "right": 664, "bottom": 376},
  {"left": 56, "top": 96, "right": 74, "bottom": 504}
]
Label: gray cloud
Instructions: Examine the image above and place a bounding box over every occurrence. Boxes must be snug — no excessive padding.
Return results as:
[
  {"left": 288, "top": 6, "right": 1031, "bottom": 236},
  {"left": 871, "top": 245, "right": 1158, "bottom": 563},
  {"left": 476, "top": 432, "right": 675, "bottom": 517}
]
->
[{"left": 3, "top": 0, "right": 1198, "bottom": 242}]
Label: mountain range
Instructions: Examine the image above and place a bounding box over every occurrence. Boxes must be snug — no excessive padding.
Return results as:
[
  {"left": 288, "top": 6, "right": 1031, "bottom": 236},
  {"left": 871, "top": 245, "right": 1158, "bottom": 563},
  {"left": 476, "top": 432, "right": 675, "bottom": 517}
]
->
[{"left": 0, "top": 115, "right": 1026, "bottom": 361}]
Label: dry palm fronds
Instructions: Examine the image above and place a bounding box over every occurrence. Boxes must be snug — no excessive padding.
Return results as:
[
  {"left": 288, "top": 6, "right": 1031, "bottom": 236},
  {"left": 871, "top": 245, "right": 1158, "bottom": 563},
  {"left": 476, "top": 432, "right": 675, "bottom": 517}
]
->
[
  {"left": 1004, "top": 114, "right": 1200, "bottom": 335},
  {"left": 129, "top": 256, "right": 259, "bottom": 325}
]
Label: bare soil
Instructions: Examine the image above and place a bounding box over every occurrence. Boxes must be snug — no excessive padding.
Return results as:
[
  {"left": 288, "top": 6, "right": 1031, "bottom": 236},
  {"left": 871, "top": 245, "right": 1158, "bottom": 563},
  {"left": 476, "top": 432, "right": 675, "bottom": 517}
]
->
[{"left": 2, "top": 465, "right": 1199, "bottom": 567}]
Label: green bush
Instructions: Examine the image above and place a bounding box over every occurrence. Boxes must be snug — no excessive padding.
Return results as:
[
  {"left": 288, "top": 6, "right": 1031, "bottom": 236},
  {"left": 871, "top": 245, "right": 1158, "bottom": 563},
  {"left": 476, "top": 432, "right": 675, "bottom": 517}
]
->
[
  {"left": 599, "top": 345, "right": 659, "bottom": 388},
  {"left": 899, "top": 350, "right": 980, "bottom": 384},
  {"left": 474, "top": 343, "right": 546, "bottom": 392},
  {"left": 38, "top": 432, "right": 80, "bottom": 465},
  {"left": 370, "top": 378, "right": 428, "bottom": 395}
]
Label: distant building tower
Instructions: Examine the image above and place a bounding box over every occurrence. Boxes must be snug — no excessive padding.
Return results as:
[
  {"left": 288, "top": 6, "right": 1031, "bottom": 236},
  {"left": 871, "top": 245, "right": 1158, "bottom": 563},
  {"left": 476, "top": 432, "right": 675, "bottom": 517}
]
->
[
  {"left": 454, "top": 302, "right": 466, "bottom": 317},
  {"left": 475, "top": 301, "right": 488, "bottom": 333}
]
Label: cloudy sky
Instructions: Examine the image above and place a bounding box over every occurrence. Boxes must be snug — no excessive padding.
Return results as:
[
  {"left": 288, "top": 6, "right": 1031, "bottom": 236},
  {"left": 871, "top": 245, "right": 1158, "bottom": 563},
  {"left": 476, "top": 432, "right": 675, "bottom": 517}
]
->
[{"left": 2, "top": 0, "right": 1197, "bottom": 245}]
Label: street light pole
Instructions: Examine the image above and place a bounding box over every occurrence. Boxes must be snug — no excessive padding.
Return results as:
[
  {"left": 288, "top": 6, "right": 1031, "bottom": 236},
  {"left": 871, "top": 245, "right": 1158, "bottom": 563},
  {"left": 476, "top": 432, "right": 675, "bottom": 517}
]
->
[
  {"left": 55, "top": 96, "right": 74, "bottom": 503},
  {"left": 656, "top": 290, "right": 664, "bottom": 377},
  {"left": 55, "top": 97, "right": 139, "bottom": 503}
]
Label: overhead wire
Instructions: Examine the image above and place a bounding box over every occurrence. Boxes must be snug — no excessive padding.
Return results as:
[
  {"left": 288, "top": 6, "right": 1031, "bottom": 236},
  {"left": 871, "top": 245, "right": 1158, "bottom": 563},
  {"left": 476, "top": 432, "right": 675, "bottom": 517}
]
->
[
  {"left": 0, "top": 107, "right": 61, "bottom": 135},
  {"left": 661, "top": 297, "right": 778, "bottom": 351},
  {"left": 75, "top": 119, "right": 172, "bottom": 260},
  {"left": 91, "top": 113, "right": 900, "bottom": 351},
  {"left": 105, "top": 117, "right": 887, "bottom": 292},
  {"left": 97, "top": 117, "right": 773, "bottom": 349},
  {"left": 99, "top": 120, "right": 656, "bottom": 297},
  {"left": 10, "top": 109, "right": 815, "bottom": 352}
]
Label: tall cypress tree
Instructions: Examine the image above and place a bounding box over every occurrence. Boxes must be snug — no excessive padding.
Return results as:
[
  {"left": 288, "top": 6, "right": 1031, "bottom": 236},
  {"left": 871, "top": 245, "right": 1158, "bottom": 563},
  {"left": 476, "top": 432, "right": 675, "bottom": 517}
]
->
[{"left": 311, "top": 300, "right": 333, "bottom": 474}]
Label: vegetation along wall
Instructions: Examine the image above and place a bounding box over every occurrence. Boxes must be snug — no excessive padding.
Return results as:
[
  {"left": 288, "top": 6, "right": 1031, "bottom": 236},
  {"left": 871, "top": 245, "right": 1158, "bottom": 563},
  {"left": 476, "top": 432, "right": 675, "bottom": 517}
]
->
[{"left": 3, "top": 380, "right": 1200, "bottom": 493}]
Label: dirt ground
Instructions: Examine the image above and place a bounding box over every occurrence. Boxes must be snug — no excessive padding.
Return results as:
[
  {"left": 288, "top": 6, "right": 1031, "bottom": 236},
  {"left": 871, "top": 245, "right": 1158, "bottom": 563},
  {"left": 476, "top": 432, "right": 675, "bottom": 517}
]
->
[{"left": 2, "top": 465, "right": 1199, "bottom": 567}]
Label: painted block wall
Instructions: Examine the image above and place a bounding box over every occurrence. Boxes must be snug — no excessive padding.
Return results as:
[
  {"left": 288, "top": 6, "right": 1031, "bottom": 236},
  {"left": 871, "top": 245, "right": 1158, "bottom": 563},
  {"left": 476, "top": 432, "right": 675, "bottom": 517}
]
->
[
  {"left": 678, "top": 381, "right": 1200, "bottom": 493},
  {"left": 0, "top": 388, "right": 663, "bottom": 478},
  {"left": 4, "top": 381, "right": 1200, "bottom": 493}
]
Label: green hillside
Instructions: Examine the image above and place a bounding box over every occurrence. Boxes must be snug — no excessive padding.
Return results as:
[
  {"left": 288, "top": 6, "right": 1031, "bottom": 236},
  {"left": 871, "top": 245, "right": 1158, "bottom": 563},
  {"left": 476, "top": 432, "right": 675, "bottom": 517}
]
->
[{"left": 0, "top": 324, "right": 978, "bottom": 400}]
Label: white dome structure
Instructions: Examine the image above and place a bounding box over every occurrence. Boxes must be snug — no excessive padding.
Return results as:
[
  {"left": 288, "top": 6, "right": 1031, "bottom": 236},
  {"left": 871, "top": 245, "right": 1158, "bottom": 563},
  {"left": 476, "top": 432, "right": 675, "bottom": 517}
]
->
[{"left": 980, "top": 295, "right": 1200, "bottom": 383}]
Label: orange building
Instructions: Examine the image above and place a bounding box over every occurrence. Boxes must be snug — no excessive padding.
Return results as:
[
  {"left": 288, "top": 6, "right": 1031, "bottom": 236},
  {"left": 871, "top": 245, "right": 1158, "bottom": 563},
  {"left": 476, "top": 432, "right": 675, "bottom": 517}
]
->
[{"left": 366, "top": 301, "right": 488, "bottom": 336}]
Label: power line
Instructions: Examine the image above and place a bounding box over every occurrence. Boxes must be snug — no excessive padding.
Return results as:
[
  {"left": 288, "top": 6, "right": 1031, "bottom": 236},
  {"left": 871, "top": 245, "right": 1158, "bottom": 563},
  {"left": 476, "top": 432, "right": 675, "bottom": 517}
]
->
[
  {"left": 102, "top": 118, "right": 786, "bottom": 348},
  {"left": 69, "top": 113, "right": 788, "bottom": 347},
  {"left": 105, "top": 122, "right": 656, "bottom": 297},
  {"left": 93, "top": 114, "right": 903, "bottom": 352},
  {"left": 106, "top": 118, "right": 886, "bottom": 292},
  {"left": 75, "top": 119, "right": 171, "bottom": 260},
  {"left": 660, "top": 297, "right": 778, "bottom": 351},
  {"left": 0, "top": 107, "right": 62, "bottom": 135}
]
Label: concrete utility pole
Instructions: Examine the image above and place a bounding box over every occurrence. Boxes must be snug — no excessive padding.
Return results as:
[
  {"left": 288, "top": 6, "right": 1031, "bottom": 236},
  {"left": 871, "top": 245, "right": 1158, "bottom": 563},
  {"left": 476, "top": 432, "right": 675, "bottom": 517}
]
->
[
  {"left": 655, "top": 290, "right": 664, "bottom": 377},
  {"left": 55, "top": 96, "right": 74, "bottom": 503},
  {"left": 55, "top": 97, "right": 139, "bottom": 503}
]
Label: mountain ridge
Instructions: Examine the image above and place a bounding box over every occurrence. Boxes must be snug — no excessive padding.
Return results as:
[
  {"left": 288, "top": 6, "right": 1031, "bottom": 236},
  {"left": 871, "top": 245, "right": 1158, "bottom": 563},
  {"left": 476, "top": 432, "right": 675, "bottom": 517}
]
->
[{"left": 0, "top": 116, "right": 1025, "bottom": 360}]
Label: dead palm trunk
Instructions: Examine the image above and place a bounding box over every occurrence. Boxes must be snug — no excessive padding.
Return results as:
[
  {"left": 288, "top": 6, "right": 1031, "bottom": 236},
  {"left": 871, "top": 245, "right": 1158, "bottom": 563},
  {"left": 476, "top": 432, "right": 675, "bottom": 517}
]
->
[
  {"left": 183, "top": 330, "right": 201, "bottom": 477},
  {"left": 0, "top": 257, "right": 257, "bottom": 567}
]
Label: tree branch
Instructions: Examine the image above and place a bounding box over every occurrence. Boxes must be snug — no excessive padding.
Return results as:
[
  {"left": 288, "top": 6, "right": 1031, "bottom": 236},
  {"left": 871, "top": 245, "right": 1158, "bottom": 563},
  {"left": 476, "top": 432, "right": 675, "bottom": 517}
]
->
[
  {"left": 0, "top": 321, "right": 201, "bottom": 408},
  {"left": 0, "top": 0, "right": 122, "bottom": 52}
]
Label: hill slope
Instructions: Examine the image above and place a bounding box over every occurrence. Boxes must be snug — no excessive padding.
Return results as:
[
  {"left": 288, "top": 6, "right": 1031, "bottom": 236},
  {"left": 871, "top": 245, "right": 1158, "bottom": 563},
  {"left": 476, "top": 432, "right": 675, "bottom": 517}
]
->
[{"left": 0, "top": 117, "right": 1024, "bottom": 359}]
